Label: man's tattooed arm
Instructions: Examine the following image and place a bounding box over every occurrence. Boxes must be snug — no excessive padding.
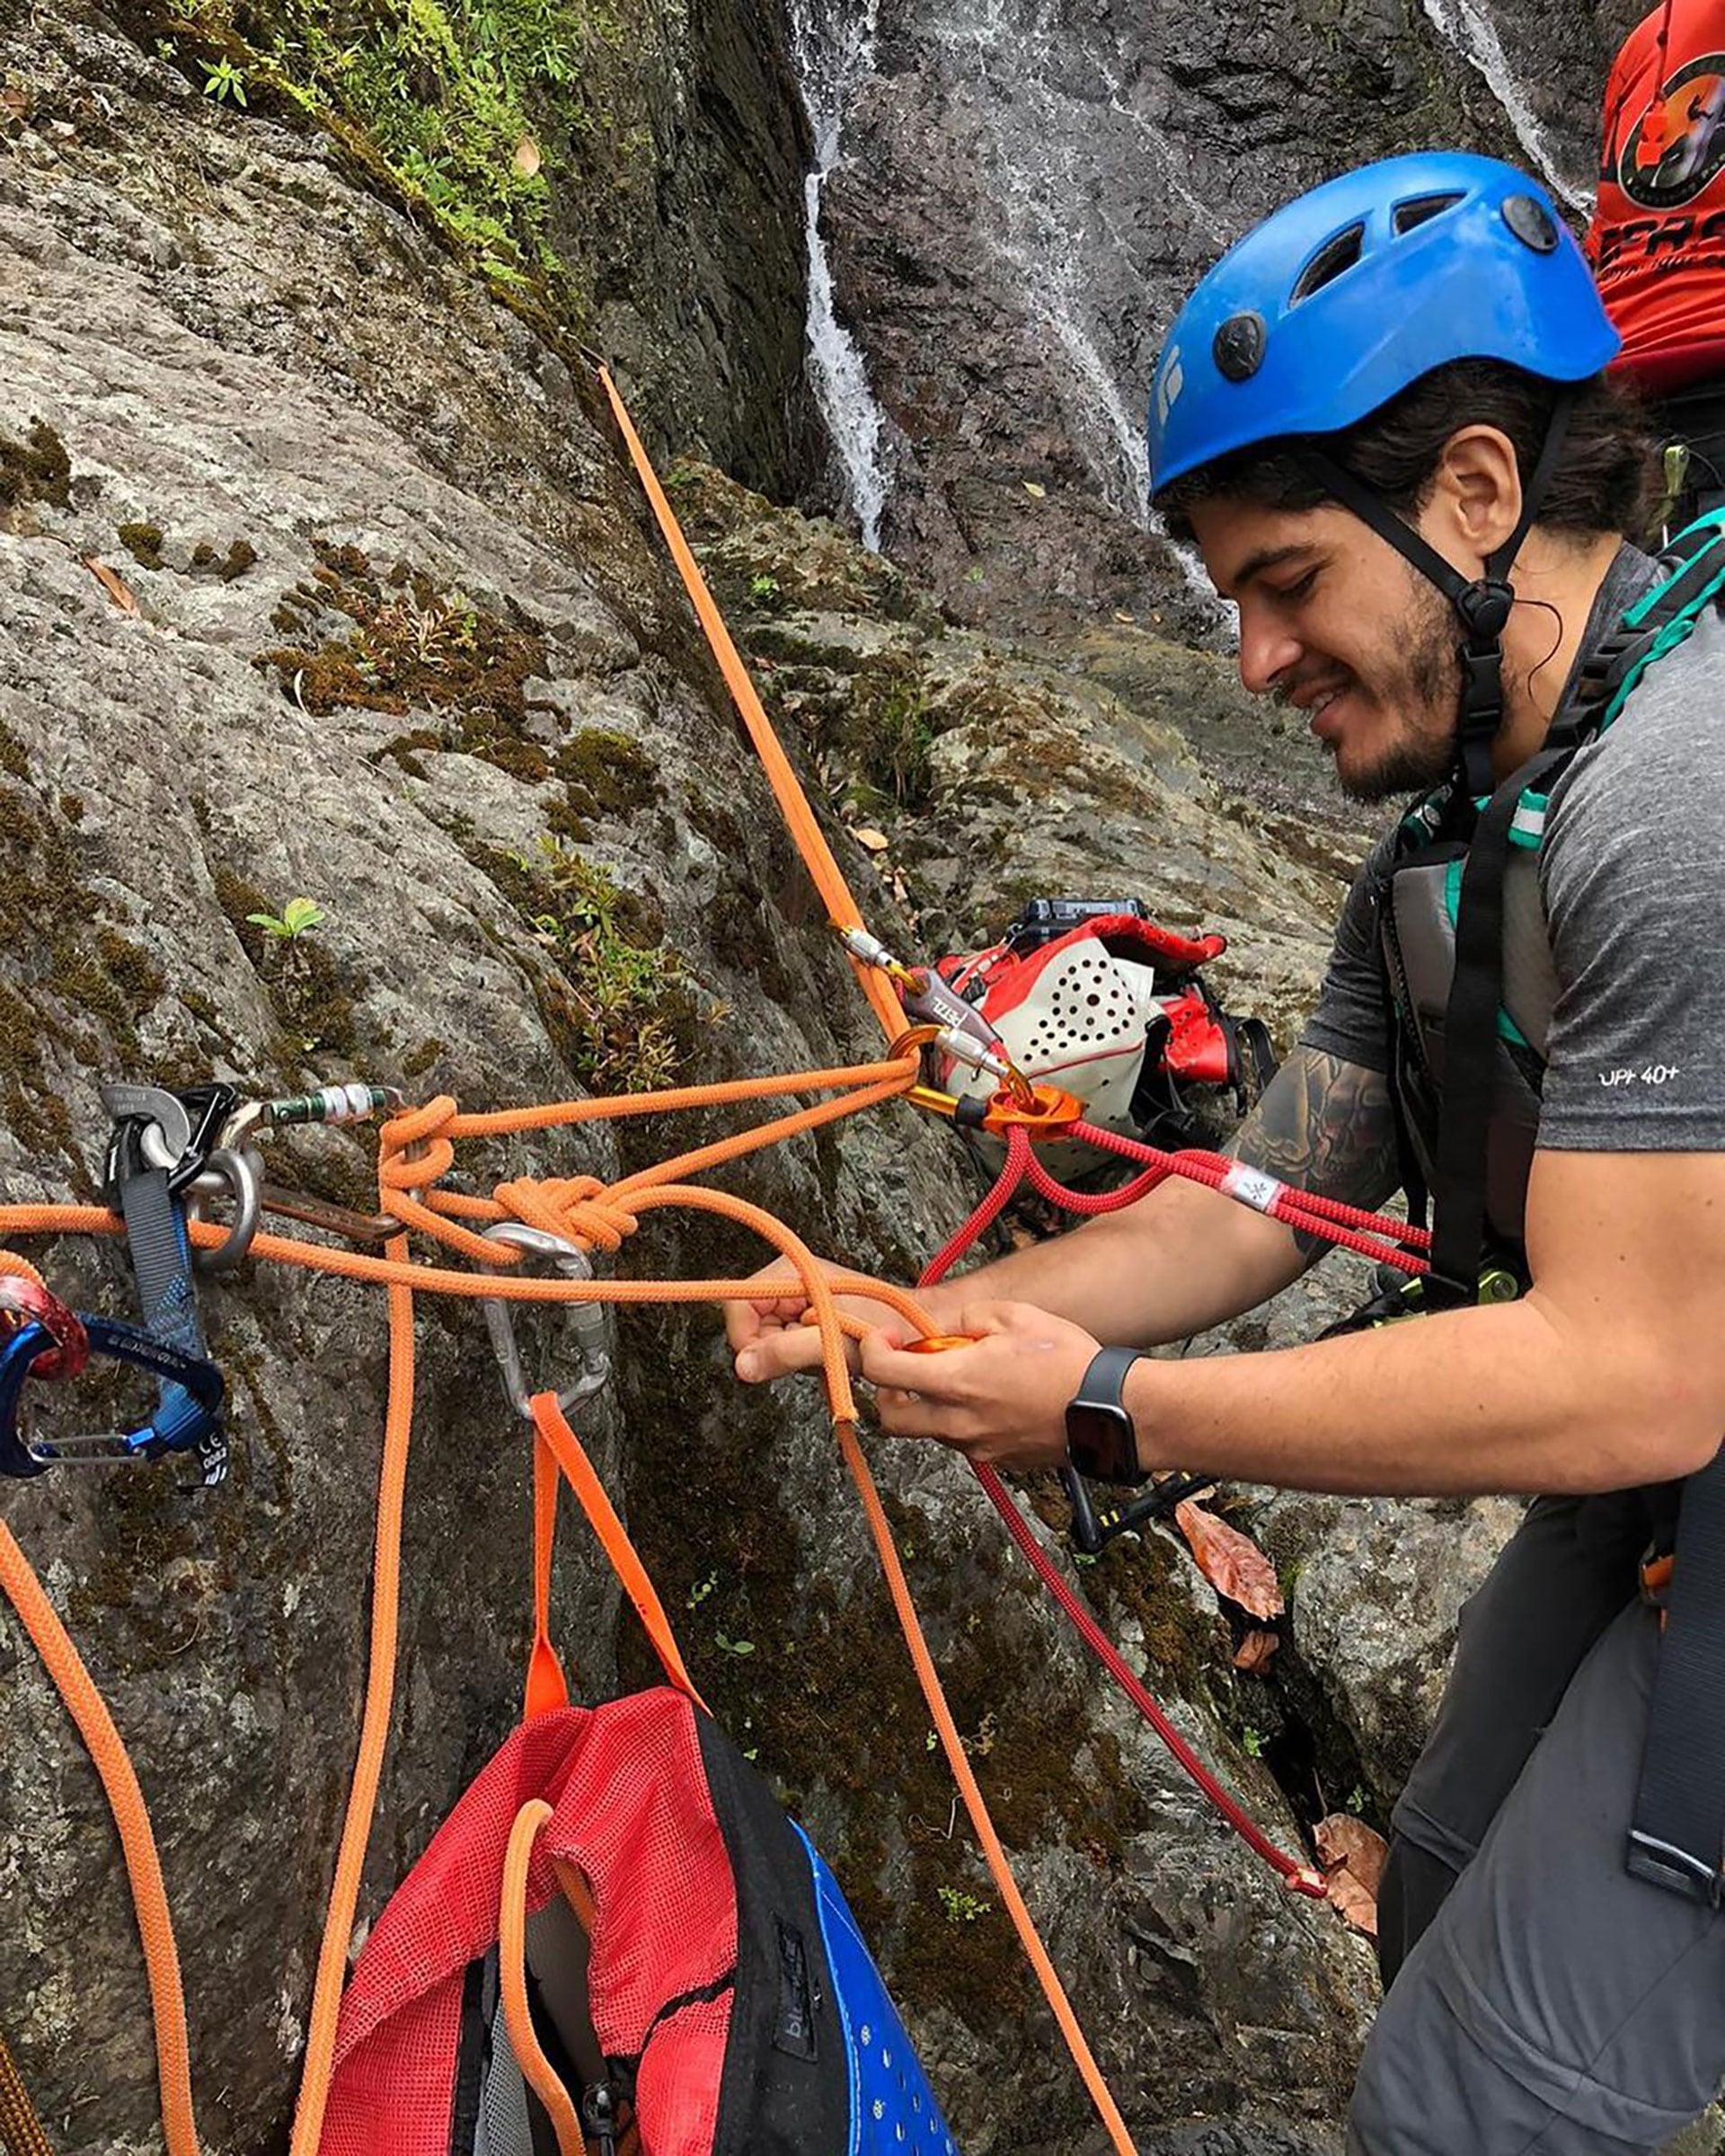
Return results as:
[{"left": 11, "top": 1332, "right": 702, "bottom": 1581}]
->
[{"left": 1230, "top": 1046, "right": 1402, "bottom": 1265}]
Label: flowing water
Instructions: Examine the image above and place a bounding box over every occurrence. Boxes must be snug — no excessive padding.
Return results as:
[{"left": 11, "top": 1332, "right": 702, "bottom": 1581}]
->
[
  {"left": 784, "top": 0, "right": 893, "bottom": 549},
  {"left": 1418, "top": 0, "right": 1591, "bottom": 211},
  {"left": 927, "top": 0, "right": 1216, "bottom": 528}
]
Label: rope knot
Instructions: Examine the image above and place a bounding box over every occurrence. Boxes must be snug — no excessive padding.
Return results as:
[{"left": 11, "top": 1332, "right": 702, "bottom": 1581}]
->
[
  {"left": 378, "top": 1095, "right": 458, "bottom": 1198},
  {"left": 494, "top": 1175, "right": 640, "bottom": 1255}
]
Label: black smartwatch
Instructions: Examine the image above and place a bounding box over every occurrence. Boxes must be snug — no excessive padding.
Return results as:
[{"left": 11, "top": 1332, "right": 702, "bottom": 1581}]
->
[{"left": 1064, "top": 1346, "right": 1150, "bottom": 1486}]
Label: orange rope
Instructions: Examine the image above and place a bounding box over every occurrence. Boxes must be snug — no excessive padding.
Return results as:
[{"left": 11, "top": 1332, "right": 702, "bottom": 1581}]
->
[
  {"left": 835, "top": 1418, "right": 1137, "bottom": 2156},
  {"left": 532, "top": 1395, "right": 705, "bottom": 1707},
  {"left": 595, "top": 367, "right": 903, "bottom": 1046},
  {"left": 0, "top": 1522, "right": 198, "bottom": 2156},
  {"left": 0, "top": 370, "right": 1152, "bottom": 2156},
  {"left": 0, "top": 2027, "right": 53, "bottom": 2156},
  {"left": 0, "top": 1103, "right": 1142, "bottom": 2156},
  {"left": 500, "top": 1801, "right": 584, "bottom": 2156},
  {"left": 287, "top": 1247, "right": 415, "bottom": 2156}
]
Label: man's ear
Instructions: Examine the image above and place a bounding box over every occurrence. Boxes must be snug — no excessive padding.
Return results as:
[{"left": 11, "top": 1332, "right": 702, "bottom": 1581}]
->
[{"left": 1429, "top": 424, "right": 1524, "bottom": 562}]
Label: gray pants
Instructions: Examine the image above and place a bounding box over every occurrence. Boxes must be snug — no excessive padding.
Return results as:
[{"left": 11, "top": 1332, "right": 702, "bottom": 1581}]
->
[{"left": 1348, "top": 1498, "right": 1725, "bottom": 2152}]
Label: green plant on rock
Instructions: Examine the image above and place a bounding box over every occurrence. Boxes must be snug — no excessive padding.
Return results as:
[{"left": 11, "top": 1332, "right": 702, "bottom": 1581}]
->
[
  {"left": 245, "top": 895, "right": 324, "bottom": 941},
  {"left": 849, "top": 658, "right": 939, "bottom": 811},
  {"left": 200, "top": 53, "right": 247, "bottom": 100},
  {"left": 936, "top": 1886, "right": 991, "bottom": 1925},
  {"left": 126, "top": 0, "right": 622, "bottom": 317},
  {"left": 497, "top": 835, "right": 694, "bottom": 1095}
]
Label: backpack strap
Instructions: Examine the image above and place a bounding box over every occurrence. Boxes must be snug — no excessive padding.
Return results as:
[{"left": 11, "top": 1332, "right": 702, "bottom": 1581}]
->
[
  {"left": 1629, "top": 1447, "right": 1725, "bottom": 1905},
  {"left": 1424, "top": 744, "right": 1572, "bottom": 1301},
  {"left": 1568, "top": 511, "right": 1725, "bottom": 741},
  {"left": 527, "top": 1392, "right": 706, "bottom": 1712}
]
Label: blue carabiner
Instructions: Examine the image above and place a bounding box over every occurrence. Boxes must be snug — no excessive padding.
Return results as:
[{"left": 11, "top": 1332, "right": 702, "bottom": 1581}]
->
[
  {"left": 0, "top": 1325, "right": 62, "bottom": 1479},
  {"left": 0, "top": 1318, "right": 225, "bottom": 1476}
]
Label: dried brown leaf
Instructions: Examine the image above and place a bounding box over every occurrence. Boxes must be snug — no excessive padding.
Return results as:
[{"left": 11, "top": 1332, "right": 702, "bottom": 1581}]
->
[
  {"left": 1315, "top": 1812, "right": 1388, "bottom": 1938},
  {"left": 1232, "top": 1626, "right": 1279, "bottom": 1673},
  {"left": 1173, "top": 1498, "right": 1284, "bottom": 1620},
  {"left": 850, "top": 826, "right": 889, "bottom": 853},
  {"left": 83, "top": 556, "right": 139, "bottom": 615}
]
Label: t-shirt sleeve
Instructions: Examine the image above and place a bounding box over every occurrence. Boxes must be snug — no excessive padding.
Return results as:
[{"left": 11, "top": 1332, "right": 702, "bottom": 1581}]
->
[
  {"left": 1536, "top": 658, "right": 1725, "bottom": 1151},
  {"left": 1297, "top": 828, "right": 1396, "bottom": 1074}
]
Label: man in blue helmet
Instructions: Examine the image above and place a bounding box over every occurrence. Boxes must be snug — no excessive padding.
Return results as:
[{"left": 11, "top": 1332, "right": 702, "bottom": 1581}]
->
[{"left": 728, "top": 152, "right": 1725, "bottom": 2148}]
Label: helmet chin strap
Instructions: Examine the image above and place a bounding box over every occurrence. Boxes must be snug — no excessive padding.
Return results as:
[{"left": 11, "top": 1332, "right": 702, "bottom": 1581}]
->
[{"left": 1305, "top": 389, "right": 1578, "bottom": 802}]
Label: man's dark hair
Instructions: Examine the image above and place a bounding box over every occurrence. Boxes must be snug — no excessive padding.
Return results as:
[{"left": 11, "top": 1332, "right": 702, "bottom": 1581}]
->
[{"left": 1156, "top": 360, "right": 1656, "bottom": 543}]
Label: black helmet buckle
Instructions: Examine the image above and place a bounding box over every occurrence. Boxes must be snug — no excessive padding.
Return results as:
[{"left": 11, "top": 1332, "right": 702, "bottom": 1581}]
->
[{"left": 1456, "top": 578, "right": 1514, "bottom": 641}]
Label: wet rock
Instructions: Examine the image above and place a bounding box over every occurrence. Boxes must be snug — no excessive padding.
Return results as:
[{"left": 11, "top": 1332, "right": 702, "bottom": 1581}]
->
[
  {"left": 802, "top": 0, "right": 1617, "bottom": 626},
  {"left": 0, "top": 18, "right": 1381, "bottom": 2154}
]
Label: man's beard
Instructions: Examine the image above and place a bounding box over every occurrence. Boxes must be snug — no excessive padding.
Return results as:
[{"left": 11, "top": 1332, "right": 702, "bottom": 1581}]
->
[{"left": 1330, "top": 579, "right": 1464, "bottom": 803}]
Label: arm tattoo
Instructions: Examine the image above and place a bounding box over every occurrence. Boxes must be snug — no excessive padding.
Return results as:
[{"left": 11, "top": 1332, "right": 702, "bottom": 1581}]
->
[{"left": 1230, "top": 1046, "right": 1402, "bottom": 1266}]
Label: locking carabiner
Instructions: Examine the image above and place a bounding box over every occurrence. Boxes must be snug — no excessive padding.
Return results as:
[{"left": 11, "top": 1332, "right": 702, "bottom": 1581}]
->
[
  {"left": 0, "top": 1317, "right": 225, "bottom": 1477},
  {"left": 480, "top": 1223, "right": 611, "bottom": 1420}
]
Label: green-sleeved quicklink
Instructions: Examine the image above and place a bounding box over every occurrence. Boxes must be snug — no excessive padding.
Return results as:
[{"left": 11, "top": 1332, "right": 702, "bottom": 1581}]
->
[{"left": 263, "top": 1084, "right": 394, "bottom": 1129}]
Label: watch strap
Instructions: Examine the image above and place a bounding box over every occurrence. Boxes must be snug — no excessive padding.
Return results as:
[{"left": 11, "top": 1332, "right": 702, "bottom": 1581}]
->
[{"left": 1065, "top": 1346, "right": 1148, "bottom": 1485}]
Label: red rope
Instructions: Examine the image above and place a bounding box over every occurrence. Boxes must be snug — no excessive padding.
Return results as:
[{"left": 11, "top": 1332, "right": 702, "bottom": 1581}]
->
[
  {"left": 915, "top": 1110, "right": 1434, "bottom": 1897},
  {"left": 969, "top": 1459, "right": 1322, "bottom": 1893}
]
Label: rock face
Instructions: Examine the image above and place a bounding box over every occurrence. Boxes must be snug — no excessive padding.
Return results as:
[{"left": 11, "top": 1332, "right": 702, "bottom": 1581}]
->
[
  {"left": 796, "top": 0, "right": 1623, "bottom": 627},
  {"left": 0, "top": 10, "right": 1401, "bottom": 2153},
  {"left": 4, "top": 0, "right": 1685, "bottom": 2149}
]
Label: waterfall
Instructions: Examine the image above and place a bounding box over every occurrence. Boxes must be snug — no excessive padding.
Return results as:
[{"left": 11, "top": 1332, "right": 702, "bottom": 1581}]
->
[
  {"left": 1418, "top": 0, "right": 1590, "bottom": 213},
  {"left": 928, "top": 3, "right": 1233, "bottom": 531},
  {"left": 785, "top": 0, "right": 893, "bottom": 552}
]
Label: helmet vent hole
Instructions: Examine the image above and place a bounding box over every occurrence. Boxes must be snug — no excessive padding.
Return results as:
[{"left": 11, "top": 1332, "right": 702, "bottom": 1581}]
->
[
  {"left": 1290, "top": 223, "right": 1365, "bottom": 304},
  {"left": 1393, "top": 190, "right": 1463, "bottom": 235}
]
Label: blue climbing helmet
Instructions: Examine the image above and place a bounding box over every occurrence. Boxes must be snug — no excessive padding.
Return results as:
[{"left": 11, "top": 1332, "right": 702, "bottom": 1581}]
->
[
  {"left": 1148, "top": 152, "right": 1618, "bottom": 494},
  {"left": 1146, "top": 153, "right": 1622, "bottom": 798}
]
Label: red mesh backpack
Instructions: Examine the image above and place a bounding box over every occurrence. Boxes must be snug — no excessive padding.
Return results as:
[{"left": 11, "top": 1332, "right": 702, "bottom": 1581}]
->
[{"left": 317, "top": 1393, "right": 959, "bottom": 2156}]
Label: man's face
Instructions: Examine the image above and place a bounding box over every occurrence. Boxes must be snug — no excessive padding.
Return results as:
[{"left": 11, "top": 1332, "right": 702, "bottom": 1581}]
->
[{"left": 1187, "top": 495, "right": 1462, "bottom": 802}]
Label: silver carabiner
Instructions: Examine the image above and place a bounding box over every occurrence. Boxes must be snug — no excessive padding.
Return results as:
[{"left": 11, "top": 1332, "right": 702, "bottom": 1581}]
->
[{"left": 480, "top": 1221, "right": 611, "bottom": 1421}]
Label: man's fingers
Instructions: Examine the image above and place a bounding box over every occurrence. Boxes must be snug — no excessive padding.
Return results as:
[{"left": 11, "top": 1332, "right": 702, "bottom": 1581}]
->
[
  {"left": 860, "top": 1331, "right": 975, "bottom": 1396},
  {"left": 734, "top": 1321, "right": 829, "bottom": 1382},
  {"left": 872, "top": 1386, "right": 971, "bottom": 1443}
]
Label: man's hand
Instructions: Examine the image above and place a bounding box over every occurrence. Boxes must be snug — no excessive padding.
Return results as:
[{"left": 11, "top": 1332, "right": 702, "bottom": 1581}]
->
[
  {"left": 724, "top": 1261, "right": 936, "bottom": 1383},
  {"left": 859, "top": 1302, "right": 1101, "bottom": 1471}
]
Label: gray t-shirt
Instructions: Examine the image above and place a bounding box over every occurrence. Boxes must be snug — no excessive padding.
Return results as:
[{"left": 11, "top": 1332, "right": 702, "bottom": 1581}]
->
[{"left": 1300, "top": 544, "right": 1725, "bottom": 1153}]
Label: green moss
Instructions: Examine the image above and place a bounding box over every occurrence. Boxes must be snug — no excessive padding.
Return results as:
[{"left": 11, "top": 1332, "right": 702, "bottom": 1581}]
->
[
  {"left": 262, "top": 543, "right": 554, "bottom": 789},
  {"left": 401, "top": 1035, "right": 446, "bottom": 1080},
  {"left": 0, "top": 783, "right": 181, "bottom": 1175},
  {"left": 117, "top": 523, "right": 164, "bottom": 570},
  {"left": 212, "top": 862, "right": 359, "bottom": 1065},
  {"left": 0, "top": 725, "right": 27, "bottom": 782},
  {"left": 266, "top": 1135, "right": 381, "bottom": 1219},
  {"left": 473, "top": 833, "right": 695, "bottom": 1093},
  {"left": 0, "top": 420, "right": 71, "bottom": 512},
  {"left": 555, "top": 728, "right": 660, "bottom": 823},
  {"left": 838, "top": 657, "right": 941, "bottom": 811}
]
